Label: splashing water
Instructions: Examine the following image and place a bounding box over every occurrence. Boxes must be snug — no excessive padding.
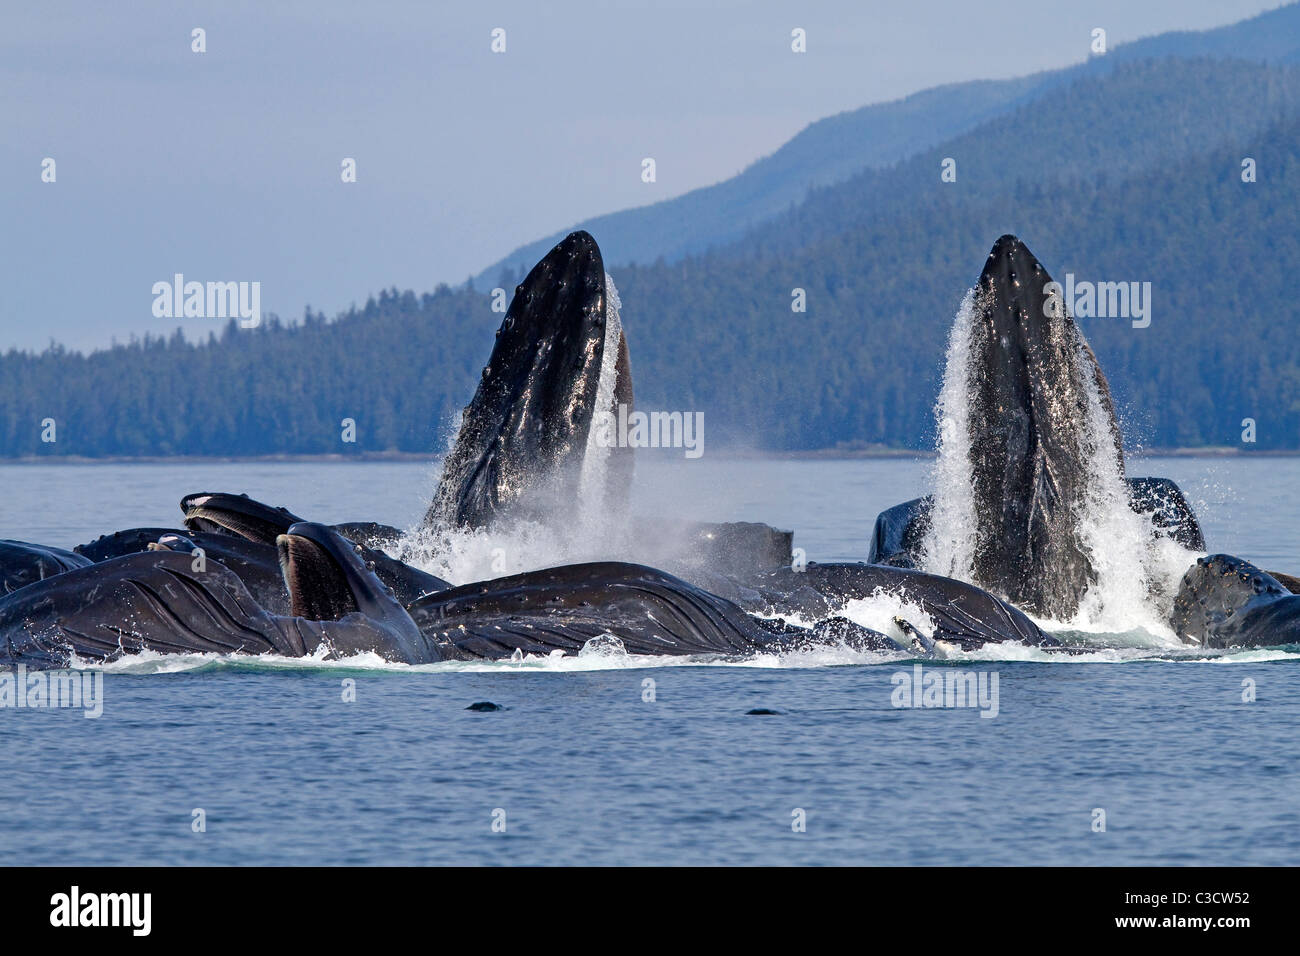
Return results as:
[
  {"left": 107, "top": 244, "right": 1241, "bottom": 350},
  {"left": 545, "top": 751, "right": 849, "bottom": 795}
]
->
[
  {"left": 1064, "top": 340, "right": 1197, "bottom": 639},
  {"left": 840, "top": 588, "right": 939, "bottom": 646},
  {"left": 920, "top": 288, "right": 1201, "bottom": 640},
  {"left": 577, "top": 272, "right": 625, "bottom": 528},
  {"left": 394, "top": 515, "right": 562, "bottom": 584},
  {"left": 401, "top": 273, "right": 638, "bottom": 583},
  {"left": 920, "top": 288, "right": 980, "bottom": 581},
  {"left": 578, "top": 633, "right": 629, "bottom": 659}
]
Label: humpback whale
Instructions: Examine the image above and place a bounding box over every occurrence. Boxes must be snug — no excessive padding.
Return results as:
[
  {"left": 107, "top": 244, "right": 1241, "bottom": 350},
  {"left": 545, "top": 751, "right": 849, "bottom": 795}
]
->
[
  {"left": 19, "top": 227, "right": 1287, "bottom": 667},
  {"left": 145, "top": 532, "right": 291, "bottom": 615},
  {"left": 955, "top": 234, "right": 1120, "bottom": 617},
  {"left": 874, "top": 235, "right": 1204, "bottom": 618},
  {"left": 180, "top": 492, "right": 450, "bottom": 603},
  {"left": 182, "top": 493, "right": 409, "bottom": 554},
  {"left": 717, "top": 562, "right": 1058, "bottom": 651},
  {"left": 76, "top": 528, "right": 189, "bottom": 563},
  {"left": 0, "top": 523, "right": 426, "bottom": 668},
  {"left": 1268, "top": 570, "right": 1300, "bottom": 595},
  {"left": 426, "top": 230, "right": 633, "bottom": 531},
  {"left": 1, "top": 531, "right": 901, "bottom": 667},
  {"left": 1, "top": 540, "right": 92, "bottom": 594},
  {"left": 68, "top": 496, "right": 446, "bottom": 612},
  {"left": 418, "top": 230, "right": 795, "bottom": 587},
  {"left": 1172, "top": 554, "right": 1300, "bottom": 648},
  {"left": 74, "top": 524, "right": 292, "bottom": 612},
  {"left": 406, "top": 561, "right": 899, "bottom": 659},
  {"left": 69, "top": 495, "right": 403, "bottom": 559}
]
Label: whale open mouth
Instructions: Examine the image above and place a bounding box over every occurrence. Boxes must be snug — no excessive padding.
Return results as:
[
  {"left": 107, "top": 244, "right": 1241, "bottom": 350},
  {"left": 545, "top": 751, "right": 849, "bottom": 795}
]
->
[
  {"left": 182, "top": 493, "right": 301, "bottom": 544},
  {"left": 277, "top": 531, "right": 360, "bottom": 622}
]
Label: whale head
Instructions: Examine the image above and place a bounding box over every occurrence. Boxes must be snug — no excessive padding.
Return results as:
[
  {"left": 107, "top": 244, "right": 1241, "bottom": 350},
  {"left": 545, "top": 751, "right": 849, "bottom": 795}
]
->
[
  {"left": 1172, "top": 554, "right": 1300, "bottom": 647},
  {"left": 182, "top": 492, "right": 304, "bottom": 544},
  {"left": 963, "top": 234, "right": 1124, "bottom": 618},
  {"left": 425, "top": 230, "right": 633, "bottom": 531},
  {"left": 275, "top": 522, "right": 426, "bottom": 661},
  {"left": 277, "top": 522, "right": 394, "bottom": 621}
]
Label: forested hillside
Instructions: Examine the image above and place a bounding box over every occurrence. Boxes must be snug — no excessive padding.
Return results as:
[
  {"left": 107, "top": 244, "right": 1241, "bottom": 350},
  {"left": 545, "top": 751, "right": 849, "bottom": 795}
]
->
[
  {"left": 0, "top": 291, "right": 494, "bottom": 456},
  {"left": 3, "top": 54, "right": 1300, "bottom": 456},
  {"left": 620, "top": 70, "right": 1300, "bottom": 451}
]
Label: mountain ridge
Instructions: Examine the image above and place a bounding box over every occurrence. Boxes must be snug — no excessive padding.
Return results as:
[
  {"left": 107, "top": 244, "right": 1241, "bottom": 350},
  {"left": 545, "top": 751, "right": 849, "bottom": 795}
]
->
[{"left": 472, "top": 2, "right": 1300, "bottom": 289}]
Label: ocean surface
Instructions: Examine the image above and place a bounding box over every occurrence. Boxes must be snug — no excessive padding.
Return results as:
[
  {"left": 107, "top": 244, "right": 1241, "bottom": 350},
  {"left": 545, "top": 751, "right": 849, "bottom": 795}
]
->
[{"left": 1, "top": 454, "right": 1297, "bottom": 865}]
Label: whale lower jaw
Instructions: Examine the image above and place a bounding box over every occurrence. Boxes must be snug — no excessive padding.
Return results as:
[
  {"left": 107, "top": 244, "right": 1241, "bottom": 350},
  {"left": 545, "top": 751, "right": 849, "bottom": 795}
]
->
[{"left": 277, "top": 532, "right": 360, "bottom": 622}]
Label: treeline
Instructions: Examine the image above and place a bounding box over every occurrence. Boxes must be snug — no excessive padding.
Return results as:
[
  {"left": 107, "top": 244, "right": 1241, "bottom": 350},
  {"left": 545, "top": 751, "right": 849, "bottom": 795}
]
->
[
  {"left": 0, "top": 289, "right": 496, "bottom": 456},
  {"left": 3, "top": 58, "right": 1300, "bottom": 456}
]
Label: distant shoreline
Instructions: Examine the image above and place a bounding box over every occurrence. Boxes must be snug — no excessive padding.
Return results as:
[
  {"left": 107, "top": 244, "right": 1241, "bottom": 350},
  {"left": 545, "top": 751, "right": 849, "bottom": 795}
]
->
[{"left": 0, "top": 446, "right": 1287, "bottom": 464}]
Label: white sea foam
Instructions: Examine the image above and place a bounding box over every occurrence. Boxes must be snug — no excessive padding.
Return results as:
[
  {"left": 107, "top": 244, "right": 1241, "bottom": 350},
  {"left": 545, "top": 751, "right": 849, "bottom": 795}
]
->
[
  {"left": 839, "top": 588, "right": 939, "bottom": 646},
  {"left": 80, "top": 636, "right": 1298, "bottom": 678}
]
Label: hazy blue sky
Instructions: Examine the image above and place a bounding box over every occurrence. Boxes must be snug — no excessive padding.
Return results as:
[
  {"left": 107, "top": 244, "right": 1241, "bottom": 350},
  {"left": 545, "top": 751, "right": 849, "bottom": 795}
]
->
[{"left": 1, "top": 0, "right": 1287, "bottom": 351}]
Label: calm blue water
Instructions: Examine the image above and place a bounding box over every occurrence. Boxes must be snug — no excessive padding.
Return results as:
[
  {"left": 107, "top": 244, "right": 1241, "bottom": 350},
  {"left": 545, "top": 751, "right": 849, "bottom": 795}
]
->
[{"left": 1, "top": 455, "right": 1298, "bottom": 865}]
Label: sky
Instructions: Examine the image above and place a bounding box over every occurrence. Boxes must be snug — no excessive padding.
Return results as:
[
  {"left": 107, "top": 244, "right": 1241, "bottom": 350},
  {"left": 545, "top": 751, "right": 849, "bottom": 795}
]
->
[{"left": 0, "top": 0, "right": 1289, "bottom": 351}]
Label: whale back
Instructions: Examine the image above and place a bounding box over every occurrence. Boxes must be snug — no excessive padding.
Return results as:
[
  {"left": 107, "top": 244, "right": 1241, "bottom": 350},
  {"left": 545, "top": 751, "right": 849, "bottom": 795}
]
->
[
  {"left": 407, "top": 561, "right": 790, "bottom": 659},
  {"left": 733, "top": 562, "right": 1055, "bottom": 650}
]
